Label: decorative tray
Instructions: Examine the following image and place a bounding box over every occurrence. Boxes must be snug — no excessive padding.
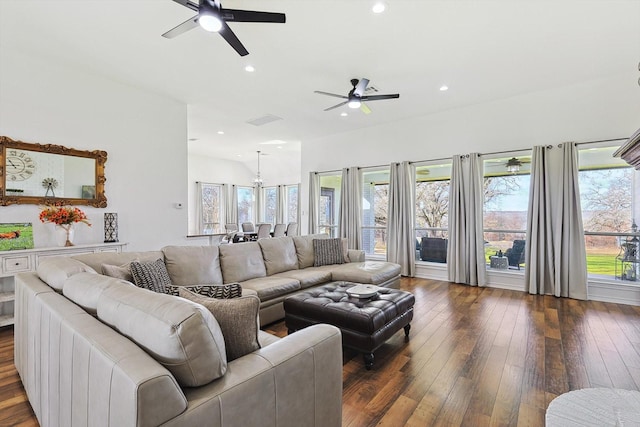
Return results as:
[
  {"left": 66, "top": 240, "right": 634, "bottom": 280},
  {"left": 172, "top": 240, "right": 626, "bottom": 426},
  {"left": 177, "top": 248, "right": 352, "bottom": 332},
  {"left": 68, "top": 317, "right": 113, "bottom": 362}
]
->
[{"left": 346, "top": 284, "right": 381, "bottom": 298}]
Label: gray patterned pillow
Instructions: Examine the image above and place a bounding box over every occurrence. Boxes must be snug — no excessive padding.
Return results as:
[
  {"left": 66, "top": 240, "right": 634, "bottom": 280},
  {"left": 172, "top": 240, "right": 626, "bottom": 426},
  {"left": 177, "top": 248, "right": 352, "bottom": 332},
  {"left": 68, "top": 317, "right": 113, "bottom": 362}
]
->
[
  {"left": 166, "top": 283, "right": 242, "bottom": 299},
  {"left": 178, "top": 288, "right": 261, "bottom": 361},
  {"left": 129, "top": 258, "right": 172, "bottom": 294},
  {"left": 313, "top": 238, "right": 345, "bottom": 267}
]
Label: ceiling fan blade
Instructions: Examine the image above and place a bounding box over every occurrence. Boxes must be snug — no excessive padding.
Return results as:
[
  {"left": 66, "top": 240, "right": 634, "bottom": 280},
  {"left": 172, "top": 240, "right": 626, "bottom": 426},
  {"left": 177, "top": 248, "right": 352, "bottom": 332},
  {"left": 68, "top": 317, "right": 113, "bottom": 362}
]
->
[
  {"left": 314, "top": 91, "right": 348, "bottom": 99},
  {"left": 222, "top": 8, "right": 286, "bottom": 23},
  {"left": 361, "top": 94, "right": 400, "bottom": 101},
  {"left": 360, "top": 102, "right": 372, "bottom": 114},
  {"left": 324, "top": 101, "right": 348, "bottom": 111},
  {"left": 170, "top": 0, "right": 199, "bottom": 12},
  {"left": 162, "top": 15, "right": 199, "bottom": 38},
  {"left": 353, "top": 78, "right": 369, "bottom": 96},
  {"left": 219, "top": 21, "right": 249, "bottom": 56}
]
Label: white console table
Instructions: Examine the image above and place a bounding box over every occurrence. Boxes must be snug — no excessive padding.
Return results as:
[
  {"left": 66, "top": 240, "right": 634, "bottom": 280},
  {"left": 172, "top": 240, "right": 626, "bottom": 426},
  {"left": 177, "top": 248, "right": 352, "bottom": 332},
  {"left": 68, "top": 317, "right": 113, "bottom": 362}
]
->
[{"left": 0, "top": 242, "right": 127, "bottom": 327}]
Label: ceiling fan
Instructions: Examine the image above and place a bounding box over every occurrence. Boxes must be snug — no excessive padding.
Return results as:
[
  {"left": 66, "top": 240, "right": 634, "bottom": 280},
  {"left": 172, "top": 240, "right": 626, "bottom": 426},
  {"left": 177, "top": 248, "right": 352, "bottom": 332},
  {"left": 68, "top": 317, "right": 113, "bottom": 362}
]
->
[
  {"left": 162, "top": 0, "right": 286, "bottom": 57},
  {"left": 314, "top": 78, "right": 399, "bottom": 114},
  {"left": 487, "top": 157, "right": 531, "bottom": 173}
]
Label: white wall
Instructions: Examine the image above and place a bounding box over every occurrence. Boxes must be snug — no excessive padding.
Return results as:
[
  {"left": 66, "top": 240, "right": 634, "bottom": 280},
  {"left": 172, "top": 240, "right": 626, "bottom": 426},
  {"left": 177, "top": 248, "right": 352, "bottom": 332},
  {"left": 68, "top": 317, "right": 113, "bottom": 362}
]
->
[
  {"left": 0, "top": 49, "right": 189, "bottom": 251},
  {"left": 300, "top": 72, "right": 640, "bottom": 233}
]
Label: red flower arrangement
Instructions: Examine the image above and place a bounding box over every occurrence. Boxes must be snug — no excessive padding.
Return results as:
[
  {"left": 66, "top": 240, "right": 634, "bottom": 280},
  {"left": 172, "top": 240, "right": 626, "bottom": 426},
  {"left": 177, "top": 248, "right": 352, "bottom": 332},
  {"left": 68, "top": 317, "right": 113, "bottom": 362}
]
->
[{"left": 39, "top": 204, "right": 91, "bottom": 226}]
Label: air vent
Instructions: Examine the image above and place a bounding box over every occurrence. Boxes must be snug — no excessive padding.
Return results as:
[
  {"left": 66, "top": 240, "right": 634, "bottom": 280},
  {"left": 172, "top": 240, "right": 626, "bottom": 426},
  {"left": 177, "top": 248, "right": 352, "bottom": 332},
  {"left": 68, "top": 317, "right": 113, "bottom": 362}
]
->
[
  {"left": 247, "top": 114, "right": 283, "bottom": 126},
  {"left": 364, "top": 85, "right": 379, "bottom": 93}
]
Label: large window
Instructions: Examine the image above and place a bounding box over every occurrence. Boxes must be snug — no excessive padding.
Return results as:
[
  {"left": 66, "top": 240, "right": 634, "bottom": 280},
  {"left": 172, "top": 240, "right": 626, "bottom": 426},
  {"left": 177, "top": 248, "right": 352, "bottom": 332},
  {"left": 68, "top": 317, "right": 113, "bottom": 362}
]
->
[
  {"left": 579, "top": 145, "right": 638, "bottom": 281},
  {"left": 262, "top": 186, "right": 277, "bottom": 225},
  {"left": 198, "top": 182, "right": 224, "bottom": 233},
  {"left": 237, "top": 186, "right": 254, "bottom": 225},
  {"left": 286, "top": 184, "right": 299, "bottom": 223},
  {"left": 318, "top": 173, "right": 341, "bottom": 237},
  {"left": 415, "top": 162, "right": 451, "bottom": 262},
  {"left": 362, "top": 168, "right": 389, "bottom": 256},
  {"left": 483, "top": 154, "right": 531, "bottom": 271}
]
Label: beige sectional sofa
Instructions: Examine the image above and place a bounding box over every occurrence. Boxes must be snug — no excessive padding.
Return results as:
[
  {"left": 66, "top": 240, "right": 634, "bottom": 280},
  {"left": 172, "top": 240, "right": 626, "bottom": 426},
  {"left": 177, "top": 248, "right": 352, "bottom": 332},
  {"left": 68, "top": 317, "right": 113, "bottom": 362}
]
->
[
  {"left": 73, "top": 233, "right": 401, "bottom": 326},
  {"left": 14, "top": 234, "right": 401, "bottom": 427}
]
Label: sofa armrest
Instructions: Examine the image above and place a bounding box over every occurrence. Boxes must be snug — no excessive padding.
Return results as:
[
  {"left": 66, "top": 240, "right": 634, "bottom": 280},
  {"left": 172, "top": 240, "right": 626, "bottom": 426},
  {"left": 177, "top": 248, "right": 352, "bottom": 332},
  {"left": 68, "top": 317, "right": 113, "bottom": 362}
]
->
[
  {"left": 164, "top": 324, "right": 343, "bottom": 427},
  {"left": 348, "top": 249, "right": 365, "bottom": 262}
]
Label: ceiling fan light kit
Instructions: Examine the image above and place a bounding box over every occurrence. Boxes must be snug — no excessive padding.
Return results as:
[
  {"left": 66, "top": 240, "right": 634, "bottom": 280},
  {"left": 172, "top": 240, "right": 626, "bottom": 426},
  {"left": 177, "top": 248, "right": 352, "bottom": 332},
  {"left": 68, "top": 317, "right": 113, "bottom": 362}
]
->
[{"left": 162, "top": 0, "right": 286, "bottom": 56}]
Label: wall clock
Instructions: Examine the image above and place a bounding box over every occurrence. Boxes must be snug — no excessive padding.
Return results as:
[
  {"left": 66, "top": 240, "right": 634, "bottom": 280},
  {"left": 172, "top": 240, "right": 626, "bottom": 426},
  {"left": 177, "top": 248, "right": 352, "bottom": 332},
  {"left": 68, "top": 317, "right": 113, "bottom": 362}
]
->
[{"left": 6, "top": 149, "right": 36, "bottom": 181}]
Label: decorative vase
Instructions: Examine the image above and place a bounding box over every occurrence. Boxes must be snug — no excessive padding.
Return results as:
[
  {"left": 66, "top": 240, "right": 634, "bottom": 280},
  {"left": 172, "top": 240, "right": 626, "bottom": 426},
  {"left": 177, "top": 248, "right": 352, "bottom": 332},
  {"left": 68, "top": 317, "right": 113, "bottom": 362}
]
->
[{"left": 55, "top": 224, "right": 75, "bottom": 247}]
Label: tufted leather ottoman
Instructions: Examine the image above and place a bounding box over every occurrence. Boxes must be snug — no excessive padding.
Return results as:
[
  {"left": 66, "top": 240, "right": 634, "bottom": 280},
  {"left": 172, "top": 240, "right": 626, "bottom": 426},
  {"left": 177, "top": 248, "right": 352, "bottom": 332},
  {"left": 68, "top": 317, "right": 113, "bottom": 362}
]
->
[{"left": 284, "top": 281, "right": 414, "bottom": 369}]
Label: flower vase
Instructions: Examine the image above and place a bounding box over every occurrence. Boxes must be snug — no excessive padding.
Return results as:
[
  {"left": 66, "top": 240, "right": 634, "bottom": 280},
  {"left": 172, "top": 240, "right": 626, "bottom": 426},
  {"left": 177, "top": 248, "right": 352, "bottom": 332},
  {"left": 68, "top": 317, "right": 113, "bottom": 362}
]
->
[{"left": 55, "top": 224, "right": 75, "bottom": 247}]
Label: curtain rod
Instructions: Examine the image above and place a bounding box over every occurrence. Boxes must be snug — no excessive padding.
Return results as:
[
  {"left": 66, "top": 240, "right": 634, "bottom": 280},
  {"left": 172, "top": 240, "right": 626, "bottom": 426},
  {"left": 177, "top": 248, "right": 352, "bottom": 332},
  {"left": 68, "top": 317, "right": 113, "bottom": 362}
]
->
[{"left": 313, "top": 137, "right": 627, "bottom": 174}]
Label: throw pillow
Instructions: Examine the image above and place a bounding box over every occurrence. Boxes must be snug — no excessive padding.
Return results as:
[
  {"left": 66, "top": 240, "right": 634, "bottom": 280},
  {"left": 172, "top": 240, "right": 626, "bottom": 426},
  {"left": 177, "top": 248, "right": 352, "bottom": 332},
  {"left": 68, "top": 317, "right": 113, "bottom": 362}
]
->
[
  {"left": 166, "top": 283, "right": 242, "bottom": 299},
  {"left": 101, "top": 262, "right": 134, "bottom": 282},
  {"left": 129, "top": 258, "right": 172, "bottom": 294},
  {"left": 178, "top": 288, "right": 261, "bottom": 361},
  {"left": 313, "top": 238, "right": 345, "bottom": 267}
]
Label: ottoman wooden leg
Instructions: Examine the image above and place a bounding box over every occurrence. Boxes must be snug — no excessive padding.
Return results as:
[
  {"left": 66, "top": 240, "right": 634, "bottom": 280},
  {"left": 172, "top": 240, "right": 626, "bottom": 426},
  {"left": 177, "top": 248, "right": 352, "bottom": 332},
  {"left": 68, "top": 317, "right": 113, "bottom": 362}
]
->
[
  {"left": 363, "top": 353, "right": 374, "bottom": 370},
  {"left": 404, "top": 324, "right": 411, "bottom": 337}
]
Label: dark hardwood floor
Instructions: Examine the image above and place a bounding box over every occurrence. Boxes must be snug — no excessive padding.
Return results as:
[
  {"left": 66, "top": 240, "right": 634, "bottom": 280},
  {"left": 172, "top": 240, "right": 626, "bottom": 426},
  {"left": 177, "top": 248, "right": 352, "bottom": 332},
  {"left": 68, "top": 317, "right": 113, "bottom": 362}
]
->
[{"left": 3, "top": 277, "right": 640, "bottom": 426}]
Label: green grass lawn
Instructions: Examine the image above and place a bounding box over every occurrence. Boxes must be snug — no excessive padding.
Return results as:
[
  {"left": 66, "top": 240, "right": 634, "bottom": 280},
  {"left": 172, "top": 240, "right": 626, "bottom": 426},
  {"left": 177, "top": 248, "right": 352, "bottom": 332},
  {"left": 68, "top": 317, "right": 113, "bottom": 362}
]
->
[{"left": 486, "top": 243, "right": 620, "bottom": 278}]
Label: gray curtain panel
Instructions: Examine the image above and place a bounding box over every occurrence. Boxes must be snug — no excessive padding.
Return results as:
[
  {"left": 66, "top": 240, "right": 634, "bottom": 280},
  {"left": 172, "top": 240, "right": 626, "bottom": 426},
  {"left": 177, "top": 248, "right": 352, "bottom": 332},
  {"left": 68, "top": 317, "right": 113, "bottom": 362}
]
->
[
  {"left": 339, "top": 167, "right": 362, "bottom": 249},
  {"left": 308, "top": 172, "right": 320, "bottom": 234},
  {"left": 555, "top": 142, "right": 588, "bottom": 299},
  {"left": 525, "top": 143, "right": 587, "bottom": 299},
  {"left": 525, "top": 145, "right": 555, "bottom": 295},
  {"left": 224, "top": 184, "right": 237, "bottom": 226},
  {"left": 195, "top": 181, "right": 205, "bottom": 234},
  {"left": 276, "top": 185, "right": 287, "bottom": 224},
  {"left": 387, "top": 161, "right": 416, "bottom": 277},
  {"left": 447, "top": 154, "right": 486, "bottom": 286}
]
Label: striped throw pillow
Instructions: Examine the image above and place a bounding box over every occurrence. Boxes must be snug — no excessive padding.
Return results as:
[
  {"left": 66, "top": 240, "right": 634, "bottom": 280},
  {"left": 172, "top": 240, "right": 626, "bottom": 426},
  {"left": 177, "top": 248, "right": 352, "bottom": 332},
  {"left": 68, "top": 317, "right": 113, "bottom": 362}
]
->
[
  {"left": 129, "top": 258, "right": 172, "bottom": 294},
  {"left": 166, "top": 283, "right": 242, "bottom": 299},
  {"left": 313, "top": 238, "right": 345, "bottom": 267}
]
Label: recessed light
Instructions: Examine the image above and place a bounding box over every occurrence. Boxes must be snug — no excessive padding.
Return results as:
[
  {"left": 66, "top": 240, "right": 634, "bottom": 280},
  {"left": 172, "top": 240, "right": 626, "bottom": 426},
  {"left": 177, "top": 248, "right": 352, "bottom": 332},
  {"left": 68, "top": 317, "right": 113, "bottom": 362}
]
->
[
  {"left": 372, "top": 2, "right": 386, "bottom": 13},
  {"left": 245, "top": 65, "right": 255, "bottom": 72},
  {"left": 236, "top": 154, "right": 242, "bottom": 157},
  {"left": 440, "top": 85, "right": 449, "bottom": 91},
  {"left": 277, "top": 146, "right": 283, "bottom": 149},
  {"left": 217, "top": 131, "right": 225, "bottom": 135},
  {"left": 340, "top": 112, "right": 348, "bottom": 117},
  {"left": 188, "top": 138, "right": 198, "bottom": 141}
]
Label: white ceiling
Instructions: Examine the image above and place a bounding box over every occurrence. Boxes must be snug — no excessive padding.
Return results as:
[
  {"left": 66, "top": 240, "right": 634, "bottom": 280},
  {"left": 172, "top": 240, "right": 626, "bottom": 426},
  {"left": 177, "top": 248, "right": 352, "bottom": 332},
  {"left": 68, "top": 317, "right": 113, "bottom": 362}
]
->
[{"left": 1, "top": 0, "right": 639, "bottom": 171}]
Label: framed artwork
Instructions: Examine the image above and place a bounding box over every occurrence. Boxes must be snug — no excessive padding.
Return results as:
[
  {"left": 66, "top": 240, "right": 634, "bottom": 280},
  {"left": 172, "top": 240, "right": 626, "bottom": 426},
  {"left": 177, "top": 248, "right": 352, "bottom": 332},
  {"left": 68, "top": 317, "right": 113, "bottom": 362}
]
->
[
  {"left": 81, "top": 185, "right": 96, "bottom": 199},
  {"left": 0, "top": 222, "right": 34, "bottom": 251}
]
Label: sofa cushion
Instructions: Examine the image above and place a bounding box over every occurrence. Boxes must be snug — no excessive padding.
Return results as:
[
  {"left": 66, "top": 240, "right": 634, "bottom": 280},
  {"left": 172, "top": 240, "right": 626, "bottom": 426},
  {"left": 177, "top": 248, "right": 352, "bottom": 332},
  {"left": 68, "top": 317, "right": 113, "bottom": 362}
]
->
[
  {"left": 36, "top": 257, "right": 97, "bottom": 291},
  {"left": 292, "top": 234, "right": 329, "bottom": 269},
  {"left": 258, "top": 236, "right": 298, "bottom": 275},
  {"left": 240, "top": 276, "right": 301, "bottom": 302},
  {"left": 162, "top": 245, "right": 223, "bottom": 286},
  {"left": 97, "top": 284, "right": 227, "bottom": 387},
  {"left": 72, "top": 251, "right": 164, "bottom": 274},
  {"left": 63, "top": 272, "right": 134, "bottom": 314},
  {"left": 178, "top": 288, "right": 261, "bottom": 361},
  {"left": 219, "top": 242, "right": 267, "bottom": 283},
  {"left": 274, "top": 268, "right": 333, "bottom": 289},
  {"left": 101, "top": 262, "right": 134, "bottom": 282},
  {"left": 313, "top": 238, "right": 345, "bottom": 267},
  {"left": 130, "top": 258, "right": 172, "bottom": 293},
  {"left": 330, "top": 261, "right": 401, "bottom": 285},
  {"left": 166, "top": 283, "right": 242, "bottom": 299}
]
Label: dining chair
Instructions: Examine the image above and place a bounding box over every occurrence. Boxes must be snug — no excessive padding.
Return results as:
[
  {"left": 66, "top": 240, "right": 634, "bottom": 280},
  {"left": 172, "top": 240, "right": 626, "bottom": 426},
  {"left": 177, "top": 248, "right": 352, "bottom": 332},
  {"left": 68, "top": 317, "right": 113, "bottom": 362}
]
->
[
  {"left": 225, "top": 223, "right": 239, "bottom": 233},
  {"left": 285, "top": 222, "right": 298, "bottom": 236},
  {"left": 257, "top": 223, "right": 272, "bottom": 240},
  {"left": 272, "top": 223, "right": 287, "bottom": 237},
  {"left": 241, "top": 222, "right": 255, "bottom": 233}
]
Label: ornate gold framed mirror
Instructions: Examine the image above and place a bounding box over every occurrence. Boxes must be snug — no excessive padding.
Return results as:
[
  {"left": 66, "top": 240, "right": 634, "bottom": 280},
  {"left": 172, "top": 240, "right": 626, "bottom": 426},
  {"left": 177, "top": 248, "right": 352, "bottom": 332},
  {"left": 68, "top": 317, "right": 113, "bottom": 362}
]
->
[{"left": 0, "top": 136, "right": 107, "bottom": 207}]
